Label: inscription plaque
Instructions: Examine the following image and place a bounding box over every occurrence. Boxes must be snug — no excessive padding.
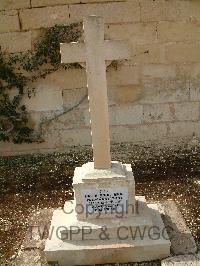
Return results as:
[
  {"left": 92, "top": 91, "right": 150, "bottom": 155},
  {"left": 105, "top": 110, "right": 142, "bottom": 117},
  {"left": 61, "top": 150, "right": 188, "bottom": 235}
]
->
[{"left": 81, "top": 187, "right": 128, "bottom": 213}]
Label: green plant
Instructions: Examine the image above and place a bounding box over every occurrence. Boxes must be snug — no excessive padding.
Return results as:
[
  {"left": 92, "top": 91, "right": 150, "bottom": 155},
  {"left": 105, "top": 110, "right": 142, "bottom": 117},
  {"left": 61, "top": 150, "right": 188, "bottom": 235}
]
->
[{"left": 0, "top": 23, "right": 82, "bottom": 143}]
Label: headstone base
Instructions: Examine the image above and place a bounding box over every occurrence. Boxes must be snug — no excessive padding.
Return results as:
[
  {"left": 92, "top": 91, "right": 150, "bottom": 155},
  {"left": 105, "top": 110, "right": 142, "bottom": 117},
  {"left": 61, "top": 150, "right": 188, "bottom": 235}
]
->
[
  {"left": 73, "top": 161, "right": 135, "bottom": 220},
  {"left": 45, "top": 197, "right": 171, "bottom": 266}
]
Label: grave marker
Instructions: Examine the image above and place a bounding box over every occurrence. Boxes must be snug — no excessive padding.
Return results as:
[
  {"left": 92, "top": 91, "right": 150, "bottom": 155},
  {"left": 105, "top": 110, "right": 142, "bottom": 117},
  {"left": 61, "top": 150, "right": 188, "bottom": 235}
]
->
[{"left": 45, "top": 16, "right": 171, "bottom": 266}]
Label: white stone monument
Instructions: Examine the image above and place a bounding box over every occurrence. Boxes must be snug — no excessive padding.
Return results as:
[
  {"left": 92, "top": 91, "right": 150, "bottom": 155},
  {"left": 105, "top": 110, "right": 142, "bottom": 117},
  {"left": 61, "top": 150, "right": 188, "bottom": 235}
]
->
[{"left": 45, "top": 16, "right": 170, "bottom": 266}]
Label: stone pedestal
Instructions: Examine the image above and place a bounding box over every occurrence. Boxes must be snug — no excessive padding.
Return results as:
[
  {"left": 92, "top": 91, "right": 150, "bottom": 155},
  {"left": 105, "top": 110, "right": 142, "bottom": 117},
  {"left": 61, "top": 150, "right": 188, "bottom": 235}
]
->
[
  {"left": 45, "top": 162, "right": 170, "bottom": 265},
  {"left": 73, "top": 161, "right": 135, "bottom": 219}
]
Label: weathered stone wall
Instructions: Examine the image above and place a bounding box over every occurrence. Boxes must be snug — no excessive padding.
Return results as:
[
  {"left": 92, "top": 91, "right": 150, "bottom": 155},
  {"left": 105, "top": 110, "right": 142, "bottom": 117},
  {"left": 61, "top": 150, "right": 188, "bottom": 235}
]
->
[{"left": 0, "top": 0, "right": 200, "bottom": 155}]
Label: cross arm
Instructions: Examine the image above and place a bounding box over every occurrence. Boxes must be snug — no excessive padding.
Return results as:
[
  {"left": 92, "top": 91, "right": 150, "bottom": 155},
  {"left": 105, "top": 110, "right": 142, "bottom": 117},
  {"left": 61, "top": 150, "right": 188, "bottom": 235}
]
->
[
  {"left": 103, "top": 40, "right": 131, "bottom": 61},
  {"left": 60, "top": 42, "right": 86, "bottom": 64}
]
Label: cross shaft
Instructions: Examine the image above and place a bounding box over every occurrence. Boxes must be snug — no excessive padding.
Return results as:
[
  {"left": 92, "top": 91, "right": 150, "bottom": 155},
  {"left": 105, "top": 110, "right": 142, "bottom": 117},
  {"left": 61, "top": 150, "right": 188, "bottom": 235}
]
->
[{"left": 60, "top": 16, "right": 131, "bottom": 169}]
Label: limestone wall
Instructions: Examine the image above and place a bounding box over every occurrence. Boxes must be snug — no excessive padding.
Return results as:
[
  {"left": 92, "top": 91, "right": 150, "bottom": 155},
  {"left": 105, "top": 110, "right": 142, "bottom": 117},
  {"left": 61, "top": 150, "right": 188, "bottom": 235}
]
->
[{"left": 0, "top": 0, "right": 200, "bottom": 155}]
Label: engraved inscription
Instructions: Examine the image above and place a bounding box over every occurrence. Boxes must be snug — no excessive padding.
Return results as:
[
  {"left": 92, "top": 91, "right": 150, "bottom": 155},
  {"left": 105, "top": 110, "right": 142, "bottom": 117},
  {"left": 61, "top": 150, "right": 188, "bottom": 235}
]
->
[{"left": 81, "top": 187, "right": 128, "bottom": 213}]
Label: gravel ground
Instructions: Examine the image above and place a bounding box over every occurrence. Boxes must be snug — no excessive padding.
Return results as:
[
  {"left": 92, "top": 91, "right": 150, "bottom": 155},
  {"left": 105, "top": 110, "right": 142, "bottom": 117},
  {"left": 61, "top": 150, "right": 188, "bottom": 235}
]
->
[{"left": 0, "top": 141, "right": 199, "bottom": 265}]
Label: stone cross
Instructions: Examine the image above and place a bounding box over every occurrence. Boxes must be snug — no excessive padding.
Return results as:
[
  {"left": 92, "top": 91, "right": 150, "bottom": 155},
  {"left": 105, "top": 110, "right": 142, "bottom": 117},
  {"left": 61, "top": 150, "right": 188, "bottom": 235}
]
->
[{"left": 60, "top": 16, "right": 131, "bottom": 170}]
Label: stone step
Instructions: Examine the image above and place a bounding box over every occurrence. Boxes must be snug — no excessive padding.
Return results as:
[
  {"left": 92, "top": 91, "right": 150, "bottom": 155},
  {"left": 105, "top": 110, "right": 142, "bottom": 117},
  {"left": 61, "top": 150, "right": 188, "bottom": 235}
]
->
[
  {"left": 47, "top": 237, "right": 170, "bottom": 266},
  {"left": 45, "top": 201, "right": 171, "bottom": 266}
]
